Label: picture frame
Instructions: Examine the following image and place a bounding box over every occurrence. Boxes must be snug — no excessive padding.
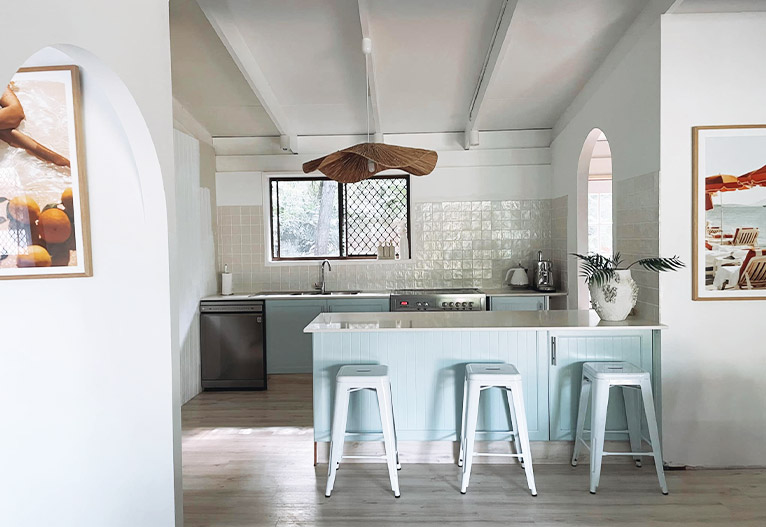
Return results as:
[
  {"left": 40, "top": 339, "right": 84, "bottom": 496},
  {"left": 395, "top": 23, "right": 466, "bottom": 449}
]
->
[
  {"left": 0, "top": 65, "right": 91, "bottom": 279},
  {"left": 692, "top": 125, "right": 766, "bottom": 300}
]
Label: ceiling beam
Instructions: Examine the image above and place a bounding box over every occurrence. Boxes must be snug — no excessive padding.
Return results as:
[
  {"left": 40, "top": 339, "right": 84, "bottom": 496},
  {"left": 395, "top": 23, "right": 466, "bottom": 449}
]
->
[
  {"left": 666, "top": 0, "right": 686, "bottom": 14},
  {"left": 357, "top": 0, "right": 382, "bottom": 138},
  {"left": 463, "top": 0, "right": 519, "bottom": 149},
  {"left": 196, "top": 0, "right": 297, "bottom": 152}
]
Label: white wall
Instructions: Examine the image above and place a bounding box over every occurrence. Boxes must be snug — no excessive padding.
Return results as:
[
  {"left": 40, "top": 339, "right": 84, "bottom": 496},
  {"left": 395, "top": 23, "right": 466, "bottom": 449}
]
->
[
  {"left": 0, "top": 2, "right": 180, "bottom": 526},
  {"left": 660, "top": 12, "right": 766, "bottom": 467},
  {"left": 214, "top": 129, "right": 553, "bottom": 205},
  {"left": 550, "top": 0, "right": 670, "bottom": 317}
]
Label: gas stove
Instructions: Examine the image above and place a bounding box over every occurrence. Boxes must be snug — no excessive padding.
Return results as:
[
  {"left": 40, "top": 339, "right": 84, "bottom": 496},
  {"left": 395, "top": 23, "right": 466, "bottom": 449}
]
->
[{"left": 390, "top": 288, "right": 486, "bottom": 312}]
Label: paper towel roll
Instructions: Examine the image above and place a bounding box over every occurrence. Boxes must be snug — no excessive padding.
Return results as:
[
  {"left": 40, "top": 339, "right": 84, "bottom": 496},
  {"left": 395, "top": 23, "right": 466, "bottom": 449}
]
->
[{"left": 221, "top": 273, "right": 233, "bottom": 295}]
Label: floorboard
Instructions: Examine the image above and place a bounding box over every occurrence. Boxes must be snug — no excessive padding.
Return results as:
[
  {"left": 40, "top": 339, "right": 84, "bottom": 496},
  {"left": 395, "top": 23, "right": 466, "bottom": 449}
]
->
[{"left": 182, "top": 374, "right": 766, "bottom": 526}]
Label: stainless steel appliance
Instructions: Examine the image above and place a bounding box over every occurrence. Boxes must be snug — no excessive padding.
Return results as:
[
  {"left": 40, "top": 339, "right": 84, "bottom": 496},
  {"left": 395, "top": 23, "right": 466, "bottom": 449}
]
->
[
  {"left": 200, "top": 300, "right": 266, "bottom": 389},
  {"left": 533, "top": 250, "right": 556, "bottom": 292},
  {"left": 390, "top": 288, "right": 486, "bottom": 311}
]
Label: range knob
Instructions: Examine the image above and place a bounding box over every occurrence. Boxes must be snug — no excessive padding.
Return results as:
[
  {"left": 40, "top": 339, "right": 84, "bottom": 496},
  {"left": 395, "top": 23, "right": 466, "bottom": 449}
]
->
[
  {"left": 468, "top": 302, "right": 474, "bottom": 309},
  {"left": 462, "top": 302, "right": 467, "bottom": 307},
  {"left": 449, "top": 302, "right": 455, "bottom": 307},
  {"left": 441, "top": 302, "right": 447, "bottom": 307},
  {"left": 416, "top": 302, "right": 422, "bottom": 307}
]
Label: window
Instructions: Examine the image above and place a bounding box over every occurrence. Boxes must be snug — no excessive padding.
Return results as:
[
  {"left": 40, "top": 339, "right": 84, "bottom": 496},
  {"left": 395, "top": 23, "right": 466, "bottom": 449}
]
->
[
  {"left": 270, "top": 175, "right": 410, "bottom": 260},
  {"left": 588, "top": 180, "right": 612, "bottom": 255}
]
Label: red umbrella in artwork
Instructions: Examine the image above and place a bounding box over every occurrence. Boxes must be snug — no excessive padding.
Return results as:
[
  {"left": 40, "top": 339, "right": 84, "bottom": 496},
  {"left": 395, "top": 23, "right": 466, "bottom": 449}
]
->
[
  {"left": 705, "top": 174, "right": 742, "bottom": 211},
  {"left": 705, "top": 174, "right": 745, "bottom": 240},
  {"left": 738, "top": 164, "right": 766, "bottom": 188}
]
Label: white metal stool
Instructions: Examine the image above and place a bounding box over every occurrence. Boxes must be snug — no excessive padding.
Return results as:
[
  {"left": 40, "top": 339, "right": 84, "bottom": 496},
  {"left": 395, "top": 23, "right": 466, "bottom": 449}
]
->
[
  {"left": 571, "top": 361, "right": 668, "bottom": 495},
  {"left": 458, "top": 363, "right": 537, "bottom": 496},
  {"left": 325, "top": 364, "right": 401, "bottom": 498}
]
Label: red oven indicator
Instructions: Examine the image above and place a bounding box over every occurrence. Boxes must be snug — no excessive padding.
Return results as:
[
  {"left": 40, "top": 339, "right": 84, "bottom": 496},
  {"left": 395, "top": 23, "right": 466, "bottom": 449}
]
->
[{"left": 400, "top": 301, "right": 409, "bottom": 306}]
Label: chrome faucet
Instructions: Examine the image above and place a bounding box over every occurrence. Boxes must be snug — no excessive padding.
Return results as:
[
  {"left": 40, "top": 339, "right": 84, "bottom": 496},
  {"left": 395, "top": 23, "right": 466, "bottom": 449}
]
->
[{"left": 315, "top": 259, "right": 332, "bottom": 294}]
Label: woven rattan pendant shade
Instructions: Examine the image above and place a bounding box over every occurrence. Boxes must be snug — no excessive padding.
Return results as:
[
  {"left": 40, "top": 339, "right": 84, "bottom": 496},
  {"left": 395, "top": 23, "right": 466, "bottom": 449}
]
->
[{"left": 302, "top": 142, "right": 438, "bottom": 183}]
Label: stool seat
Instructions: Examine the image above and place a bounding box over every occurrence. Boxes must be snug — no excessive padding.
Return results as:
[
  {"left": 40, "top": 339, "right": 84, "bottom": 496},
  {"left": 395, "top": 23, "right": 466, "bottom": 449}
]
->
[
  {"left": 465, "top": 363, "right": 520, "bottom": 382},
  {"left": 459, "top": 362, "right": 537, "bottom": 496},
  {"left": 572, "top": 361, "right": 668, "bottom": 495},
  {"left": 337, "top": 365, "right": 388, "bottom": 384},
  {"left": 583, "top": 361, "right": 646, "bottom": 381}
]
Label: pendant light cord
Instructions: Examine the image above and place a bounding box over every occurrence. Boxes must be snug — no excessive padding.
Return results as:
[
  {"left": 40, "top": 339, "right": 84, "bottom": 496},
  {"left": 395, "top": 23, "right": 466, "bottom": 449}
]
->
[{"left": 365, "top": 52, "right": 370, "bottom": 143}]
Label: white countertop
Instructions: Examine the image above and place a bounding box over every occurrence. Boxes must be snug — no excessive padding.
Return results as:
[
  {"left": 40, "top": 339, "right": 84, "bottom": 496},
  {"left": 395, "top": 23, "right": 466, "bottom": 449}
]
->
[
  {"left": 483, "top": 288, "right": 567, "bottom": 297},
  {"left": 202, "top": 291, "right": 390, "bottom": 301},
  {"left": 304, "top": 310, "right": 665, "bottom": 333},
  {"left": 202, "top": 289, "right": 566, "bottom": 302}
]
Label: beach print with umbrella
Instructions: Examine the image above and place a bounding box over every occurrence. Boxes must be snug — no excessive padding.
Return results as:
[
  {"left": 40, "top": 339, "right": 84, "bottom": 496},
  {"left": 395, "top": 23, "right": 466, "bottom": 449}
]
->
[{"left": 696, "top": 128, "right": 766, "bottom": 300}]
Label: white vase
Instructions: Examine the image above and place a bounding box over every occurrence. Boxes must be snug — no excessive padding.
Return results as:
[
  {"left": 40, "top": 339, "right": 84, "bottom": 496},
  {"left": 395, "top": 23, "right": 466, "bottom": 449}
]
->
[{"left": 588, "top": 270, "right": 639, "bottom": 321}]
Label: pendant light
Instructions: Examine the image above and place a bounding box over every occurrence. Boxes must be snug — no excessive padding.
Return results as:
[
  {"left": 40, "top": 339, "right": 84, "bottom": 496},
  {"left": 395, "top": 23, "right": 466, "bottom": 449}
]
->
[{"left": 302, "top": 38, "right": 437, "bottom": 183}]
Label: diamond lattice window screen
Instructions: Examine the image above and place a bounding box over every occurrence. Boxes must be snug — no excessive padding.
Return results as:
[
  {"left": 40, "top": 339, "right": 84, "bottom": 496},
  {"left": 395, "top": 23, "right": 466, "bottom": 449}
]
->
[{"left": 344, "top": 177, "right": 409, "bottom": 257}]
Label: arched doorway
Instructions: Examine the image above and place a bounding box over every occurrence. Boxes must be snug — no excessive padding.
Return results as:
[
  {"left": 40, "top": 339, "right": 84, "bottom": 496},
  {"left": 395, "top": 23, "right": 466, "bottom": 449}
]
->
[
  {"left": 576, "top": 128, "right": 613, "bottom": 308},
  {"left": 0, "top": 45, "right": 179, "bottom": 524}
]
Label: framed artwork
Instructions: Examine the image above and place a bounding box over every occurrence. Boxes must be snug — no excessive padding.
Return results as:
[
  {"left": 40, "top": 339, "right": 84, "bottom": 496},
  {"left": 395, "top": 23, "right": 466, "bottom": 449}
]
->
[
  {"left": 693, "top": 125, "right": 766, "bottom": 300},
  {"left": 0, "top": 65, "right": 91, "bottom": 279}
]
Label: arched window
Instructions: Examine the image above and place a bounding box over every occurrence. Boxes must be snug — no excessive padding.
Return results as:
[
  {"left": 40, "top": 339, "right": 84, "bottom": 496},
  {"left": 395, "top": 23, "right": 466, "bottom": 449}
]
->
[{"left": 587, "top": 131, "right": 613, "bottom": 255}]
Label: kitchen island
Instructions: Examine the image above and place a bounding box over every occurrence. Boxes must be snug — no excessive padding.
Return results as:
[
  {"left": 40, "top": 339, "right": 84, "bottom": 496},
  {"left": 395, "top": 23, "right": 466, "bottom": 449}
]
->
[{"left": 305, "top": 310, "right": 664, "bottom": 461}]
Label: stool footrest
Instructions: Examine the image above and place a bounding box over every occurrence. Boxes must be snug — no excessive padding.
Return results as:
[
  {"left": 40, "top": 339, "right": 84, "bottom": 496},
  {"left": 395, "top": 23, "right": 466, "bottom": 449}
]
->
[
  {"left": 472, "top": 452, "right": 523, "bottom": 458},
  {"left": 601, "top": 451, "right": 658, "bottom": 457},
  {"left": 341, "top": 455, "right": 388, "bottom": 460}
]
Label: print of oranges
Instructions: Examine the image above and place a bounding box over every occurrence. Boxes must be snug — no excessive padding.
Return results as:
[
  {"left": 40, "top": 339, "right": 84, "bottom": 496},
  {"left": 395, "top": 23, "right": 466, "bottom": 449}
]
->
[
  {"left": 8, "top": 196, "right": 40, "bottom": 224},
  {"left": 16, "top": 245, "right": 52, "bottom": 267},
  {"left": 2, "top": 187, "right": 76, "bottom": 269},
  {"left": 39, "top": 208, "right": 72, "bottom": 244}
]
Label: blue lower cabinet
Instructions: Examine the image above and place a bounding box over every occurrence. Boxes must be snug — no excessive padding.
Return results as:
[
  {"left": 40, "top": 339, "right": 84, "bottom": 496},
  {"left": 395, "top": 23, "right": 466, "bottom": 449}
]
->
[
  {"left": 547, "top": 330, "right": 654, "bottom": 441},
  {"left": 490, "top": 296, "right": 547, "bottom": 311},
  {"left": 266, "top": 300, "right": 326, "bottom": 374},
  {"left": 326, "top": 298, "right": 389, "bottom": 313},
  {"left": 266, "top": 297, "right": 389, "bottom": 374}
]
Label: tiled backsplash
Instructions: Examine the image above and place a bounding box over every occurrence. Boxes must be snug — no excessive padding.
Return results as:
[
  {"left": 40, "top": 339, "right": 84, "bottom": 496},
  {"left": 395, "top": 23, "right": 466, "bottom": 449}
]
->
[
  {"left": 614, "top": 172, "right": 660, "bottom": 320},
  {"left": 216, "top": 199, "right": 561, "bottom": 293}
]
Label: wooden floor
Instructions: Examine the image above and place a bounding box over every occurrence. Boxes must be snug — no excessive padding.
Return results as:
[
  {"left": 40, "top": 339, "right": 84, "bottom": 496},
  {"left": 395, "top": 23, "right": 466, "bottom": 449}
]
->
[{"left": 182, "top": 375, "right": 766, "bottom": 526}]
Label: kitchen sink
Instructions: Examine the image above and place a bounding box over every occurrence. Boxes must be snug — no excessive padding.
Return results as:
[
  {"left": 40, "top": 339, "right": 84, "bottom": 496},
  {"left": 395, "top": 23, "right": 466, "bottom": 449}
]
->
[{"left": 252, "top": 290, "right": 362, "bottom": 296}]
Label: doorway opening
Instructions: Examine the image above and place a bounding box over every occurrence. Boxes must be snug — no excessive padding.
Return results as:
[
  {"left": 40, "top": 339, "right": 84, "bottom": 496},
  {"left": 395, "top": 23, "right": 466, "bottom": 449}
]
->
[{"left": 588, "top": 132, "right": 613, "bottom": 256}]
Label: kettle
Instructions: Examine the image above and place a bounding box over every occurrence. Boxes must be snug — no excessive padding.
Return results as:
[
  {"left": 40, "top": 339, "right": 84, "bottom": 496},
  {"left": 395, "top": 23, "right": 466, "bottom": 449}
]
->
[{"left": 504, "top": 263, "right": 529, "bottom": 288}]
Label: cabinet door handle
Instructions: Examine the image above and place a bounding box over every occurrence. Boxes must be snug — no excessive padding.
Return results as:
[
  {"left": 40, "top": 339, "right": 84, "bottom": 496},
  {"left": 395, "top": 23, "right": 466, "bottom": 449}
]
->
[{"left": 551, "top": 336, "right": 557, "bottom": 366}]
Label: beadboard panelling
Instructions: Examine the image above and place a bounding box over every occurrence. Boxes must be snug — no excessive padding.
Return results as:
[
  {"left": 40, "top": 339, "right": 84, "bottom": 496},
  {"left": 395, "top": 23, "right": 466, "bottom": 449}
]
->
[
  {"left": 312, "top": 330, "right": 549, "bottom": 442},
  {"left": 174, "top": 130, "right": 217, "bottom": 404}
]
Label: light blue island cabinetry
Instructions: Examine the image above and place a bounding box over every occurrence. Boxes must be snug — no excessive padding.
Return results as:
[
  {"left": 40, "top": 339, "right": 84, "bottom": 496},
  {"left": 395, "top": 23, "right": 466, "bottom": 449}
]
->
[
  {"left": 306, "top": 311, "right": 664, "bottom": 451},
  {"left": 266, "top": 297, "right": 389, "bottom": 374}
]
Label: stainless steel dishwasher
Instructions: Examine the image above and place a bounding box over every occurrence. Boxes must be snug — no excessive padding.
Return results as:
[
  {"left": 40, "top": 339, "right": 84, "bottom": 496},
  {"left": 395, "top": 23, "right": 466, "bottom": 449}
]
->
[{"left": 200, "top": 300, "right": 266, "bottom": 390}]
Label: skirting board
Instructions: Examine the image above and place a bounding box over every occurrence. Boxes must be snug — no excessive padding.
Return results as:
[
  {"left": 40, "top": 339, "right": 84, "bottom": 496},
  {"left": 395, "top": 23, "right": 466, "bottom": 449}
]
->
[{"left": 315, "top": 440, "right": 659, "bottom": 466}]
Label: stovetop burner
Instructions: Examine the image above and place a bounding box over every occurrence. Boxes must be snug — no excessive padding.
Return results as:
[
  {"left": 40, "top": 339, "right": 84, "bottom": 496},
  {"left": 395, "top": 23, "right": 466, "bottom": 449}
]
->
[
  {"left": 392, "top": 288, "right": 482, "bottom": 295},
  {"left": 390, "top": 288, "right": 486, "bottom": 312}
]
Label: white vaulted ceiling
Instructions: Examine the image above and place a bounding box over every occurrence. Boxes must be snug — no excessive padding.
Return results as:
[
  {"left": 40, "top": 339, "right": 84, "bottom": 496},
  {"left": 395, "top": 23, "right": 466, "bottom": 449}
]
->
[{"left": 170, "top": 0, "right": 654, "bottom": 138}]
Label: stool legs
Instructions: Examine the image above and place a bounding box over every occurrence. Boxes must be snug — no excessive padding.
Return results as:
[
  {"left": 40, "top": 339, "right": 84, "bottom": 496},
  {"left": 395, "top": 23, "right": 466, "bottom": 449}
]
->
[
  {"left": 589, "top": 380, "right": 610, "bottom": 494},
  {"left": 460, "top": 381, "right": 537, "bottom": 496},
  {"left": 458, "top": 380, "right": 468, "bottom": 467},
  {"left": 509, "top": 383, "right": 537, "bottom": 496},
  {"left": 623, "top": 386, "right": 643, "bottom": 467},
  {"left": 505, "top": 387, "right": 522, "bottom": 467},
  {"left": 377, "top": 382, "right": 401, "bottom": 497},
  {"left": 326, "top": 386, "right": 350, "bottom": 497},
  {"left": 459, "top": 381, "right": 481, "bottom": 493},
  {"left": 571, "top": 375, "right": 591, "bottom": 467},
  {"left": 640, "top": 378, "right": 668, "bottom": 495}
]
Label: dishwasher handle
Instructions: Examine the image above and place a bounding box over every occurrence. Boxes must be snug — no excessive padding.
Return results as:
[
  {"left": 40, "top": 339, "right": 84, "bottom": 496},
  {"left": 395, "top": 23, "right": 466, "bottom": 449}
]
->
[{"left": 200, "top": 302, "right": 263, "bottom": 313}]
